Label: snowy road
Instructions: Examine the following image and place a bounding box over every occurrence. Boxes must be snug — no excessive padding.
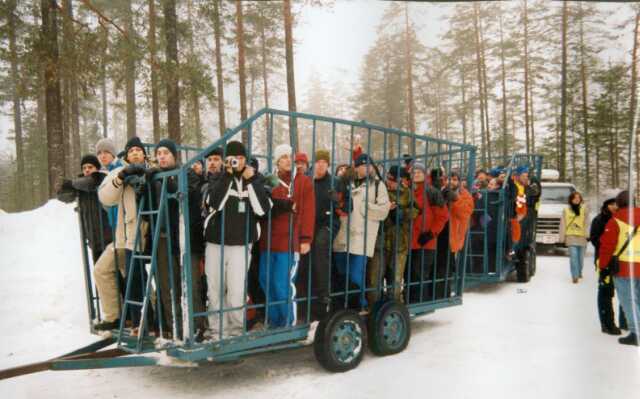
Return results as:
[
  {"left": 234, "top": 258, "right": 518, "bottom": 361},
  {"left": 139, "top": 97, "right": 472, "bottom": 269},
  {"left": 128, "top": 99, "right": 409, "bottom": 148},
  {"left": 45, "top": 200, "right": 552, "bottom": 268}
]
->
[{"left": 1, "top": 201, "right": 639, "bottom": 399}]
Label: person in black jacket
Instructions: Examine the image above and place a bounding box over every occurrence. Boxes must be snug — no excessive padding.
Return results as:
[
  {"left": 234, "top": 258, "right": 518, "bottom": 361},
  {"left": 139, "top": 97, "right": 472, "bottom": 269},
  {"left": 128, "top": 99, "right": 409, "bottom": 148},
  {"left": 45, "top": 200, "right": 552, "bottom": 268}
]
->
[
  {"left": 58, "top": 155, "right": 113, "bottom": 262},
  {"left": 203, "top": 141, "right": 272, "bottom": 339},
  {"left": 589, "top": 197, "right": 627, "bottom": 335},
  {"left": 297, "top": 150, "right": 340, "bottom": 322}
]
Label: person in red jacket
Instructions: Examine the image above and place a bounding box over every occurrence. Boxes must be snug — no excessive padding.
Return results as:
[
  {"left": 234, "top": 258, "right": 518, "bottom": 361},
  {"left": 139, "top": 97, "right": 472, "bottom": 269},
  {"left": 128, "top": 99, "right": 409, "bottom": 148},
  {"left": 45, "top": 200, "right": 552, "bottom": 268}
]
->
[
  {"left": 598, "top": 190, "right": 640, "bottom": 346},
  {"left": 259, "top": 144, "right": 315, "bottom": 328},
  {"left": 408, "top": 162, "right": 449, "bottom": 303}
]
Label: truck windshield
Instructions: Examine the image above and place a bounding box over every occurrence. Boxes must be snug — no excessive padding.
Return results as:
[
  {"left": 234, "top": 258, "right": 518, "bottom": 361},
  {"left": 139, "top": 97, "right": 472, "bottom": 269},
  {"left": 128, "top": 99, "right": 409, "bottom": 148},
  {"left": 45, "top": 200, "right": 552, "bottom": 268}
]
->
[{"left": 541, "top": 186, "right": 575, "bottom": 204}]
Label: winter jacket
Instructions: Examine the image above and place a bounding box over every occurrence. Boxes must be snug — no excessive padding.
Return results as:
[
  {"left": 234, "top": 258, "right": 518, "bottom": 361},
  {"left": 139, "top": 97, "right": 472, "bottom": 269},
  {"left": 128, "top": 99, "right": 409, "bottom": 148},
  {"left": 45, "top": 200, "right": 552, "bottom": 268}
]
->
[
  {"left": 333, "top": 177, "right": 390, "bottom": 257},
  {"left": 187, "top": 169, "right": 206, "bottom": 254},
  {"left": 384, "top": 183, "right": 418, "bottom": 252},
  {"left": 98, "top": 165, "right": 148, "bottom": 251},
  {"left": 104, "top": 159, "right": 124, "bottom": 229},
  {"left": 313, "top": 172, "right": 341, "bottom": 238},
  {"left": 204, "top": 169, "right": 271, "bottom": 246},
  {"left": 590, "top": 207, "right": 613, "bottom": 261},
  {"left": 599, "top": 207, "right": 640, "bottom": 278},
  {"left": 559, "top": 204, "right": 589, "bottom": 247},
  {"left": 411, "top": 182, "right": 449, "bottom": 250},
  {"left": 58, "top": 172, "right": 112, "bottom": 255},
  {"left": 259, "top": 169, "right": 315, "bottom": 253},
  {"left": 148, "top": 166, "right": 181, "bottom": 255},
  {"left": 448, "top": 187, "right": 474, "bottom": 253}
]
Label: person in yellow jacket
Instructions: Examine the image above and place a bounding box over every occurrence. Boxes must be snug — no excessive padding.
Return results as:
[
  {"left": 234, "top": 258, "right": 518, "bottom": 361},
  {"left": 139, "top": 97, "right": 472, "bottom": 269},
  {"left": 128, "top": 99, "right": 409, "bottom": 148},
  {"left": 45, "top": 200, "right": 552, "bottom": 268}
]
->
[{"left": 559, "top": 191, "right": 589, "bottom": 283}]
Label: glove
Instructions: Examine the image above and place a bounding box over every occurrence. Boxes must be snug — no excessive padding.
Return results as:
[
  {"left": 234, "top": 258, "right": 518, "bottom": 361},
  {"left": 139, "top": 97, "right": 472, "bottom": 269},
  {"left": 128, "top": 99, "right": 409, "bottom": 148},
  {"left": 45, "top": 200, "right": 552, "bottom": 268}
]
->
[
  {"left": 145, "top": 167, "right": 161, "bottom": 180},
  {"left": 61, "top": 179, "right": 74, "bottom": 192},
  {"left": 118, "top": 164, "right": 146, "bottom": 180},
  {"left": 445, "top": 188, "right": 459, "bottom": 202},
  {"left": 418, "top": 231, "right": 434, "bottom": 246}
]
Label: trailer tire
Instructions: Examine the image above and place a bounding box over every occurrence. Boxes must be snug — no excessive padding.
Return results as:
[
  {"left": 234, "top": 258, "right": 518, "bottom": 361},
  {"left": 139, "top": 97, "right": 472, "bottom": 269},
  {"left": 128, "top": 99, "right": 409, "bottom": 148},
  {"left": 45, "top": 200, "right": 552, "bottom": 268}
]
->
[
  {"left": 516, "top": 249, "right": 531, "bottom": 283},
  {"left": 529, "top": 247, "right": 537, "bottom": 277},
  {"left": 368, "top": 300, "right": 411, "bottom": 356},
  {"left": 313, "top": 309, "right": 366, "bottom": 372}
]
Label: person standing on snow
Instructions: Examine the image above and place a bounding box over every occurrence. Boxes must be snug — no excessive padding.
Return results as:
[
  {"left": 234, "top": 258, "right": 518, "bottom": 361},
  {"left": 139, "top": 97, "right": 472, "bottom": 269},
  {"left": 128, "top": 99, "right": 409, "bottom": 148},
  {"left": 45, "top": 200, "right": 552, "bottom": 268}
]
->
[
  {"left": 590, "top": 197, "right": 627, "bottom": 335},
  {"left": 559, "top": 191, "right": 589, "bottom": 284},
  {"left": 598, "top": 190, "right": 640, "bottom": 346}
]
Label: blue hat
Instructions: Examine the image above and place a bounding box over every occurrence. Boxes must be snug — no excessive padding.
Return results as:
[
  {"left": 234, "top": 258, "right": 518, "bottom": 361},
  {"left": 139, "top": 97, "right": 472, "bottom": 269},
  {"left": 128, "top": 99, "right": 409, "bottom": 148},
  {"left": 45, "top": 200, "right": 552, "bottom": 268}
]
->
[
  {"left": 514, "top": 165, "right": 529, "bottom": 175},
  {"left": 354, "top": 153, "right": 373, "bottom": 167},
  {"left": 489, "top": 167, "right": 504, "bottom": 177}
]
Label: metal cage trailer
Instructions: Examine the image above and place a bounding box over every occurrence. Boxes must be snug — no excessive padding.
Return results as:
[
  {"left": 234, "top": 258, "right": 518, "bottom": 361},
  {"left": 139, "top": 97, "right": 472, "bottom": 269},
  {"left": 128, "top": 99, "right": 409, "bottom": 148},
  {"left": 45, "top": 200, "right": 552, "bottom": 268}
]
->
[
  {"left": 464, "top": 154, "right": 543, "bottom": 288},
  {"left": 1, "top": 108, "right": 481, "bottom": 378}
]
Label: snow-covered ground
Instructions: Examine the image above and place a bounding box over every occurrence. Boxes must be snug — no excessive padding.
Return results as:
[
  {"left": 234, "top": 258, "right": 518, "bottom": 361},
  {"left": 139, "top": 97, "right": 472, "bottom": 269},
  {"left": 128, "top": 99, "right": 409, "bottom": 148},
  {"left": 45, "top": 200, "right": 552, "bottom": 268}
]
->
[{"left": 1, "top": 201, "right": 639, "bottom": 399}]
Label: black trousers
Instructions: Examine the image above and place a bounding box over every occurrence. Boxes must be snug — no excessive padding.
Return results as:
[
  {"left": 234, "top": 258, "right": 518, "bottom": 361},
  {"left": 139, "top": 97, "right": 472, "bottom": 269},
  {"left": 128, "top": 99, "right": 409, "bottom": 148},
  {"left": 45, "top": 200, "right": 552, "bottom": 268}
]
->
[
  {"left": 407, "top": 249, "right": 436, "bottom": 304},
  {"left": 298, "top": 227, "right": 332, "bottom": 322},
  {"left": 598, "top": 273, "right": 628, "bottom": 330}
]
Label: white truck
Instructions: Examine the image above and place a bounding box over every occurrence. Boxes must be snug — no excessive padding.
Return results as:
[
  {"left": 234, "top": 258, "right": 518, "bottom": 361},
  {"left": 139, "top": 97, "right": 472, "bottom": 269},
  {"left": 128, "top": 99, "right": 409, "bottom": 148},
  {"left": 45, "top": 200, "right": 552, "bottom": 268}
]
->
[{"left": 535, "top": 169, "right": 576, "bottom": 253}]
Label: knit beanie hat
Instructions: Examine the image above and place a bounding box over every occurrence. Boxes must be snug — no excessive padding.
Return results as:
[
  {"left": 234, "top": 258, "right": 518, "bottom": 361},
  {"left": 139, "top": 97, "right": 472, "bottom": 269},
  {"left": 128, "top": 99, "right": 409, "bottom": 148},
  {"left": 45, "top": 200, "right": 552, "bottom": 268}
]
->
[
  {"left": 354, "top": 153, "right": 373, "bottom": 167},
  {"left": 155, "top": 138, "right": 178, "bottom": 159},
  {"left": 80, "top": 154, "right": 101, "bottom": 170},
  {"left": 412, "top": 162, "right": 426, "bottom": 173},
  {"left": 295, "top": 152, "right": 309, "bottom": 165},
  {"left": 225, "top": 141, "right": 246, "bottom": 157},
  {"left": 274, "top": 144, "right": 293, "bottom": 163},
  {"left": 95, "top": 138, "right": 116, "bottom": 157},
  {"left": 124, "top": 136, "right": 146, "bottom": 162},
  {"left": 315, "top": 149, "right": 330, "bottom": 163}
]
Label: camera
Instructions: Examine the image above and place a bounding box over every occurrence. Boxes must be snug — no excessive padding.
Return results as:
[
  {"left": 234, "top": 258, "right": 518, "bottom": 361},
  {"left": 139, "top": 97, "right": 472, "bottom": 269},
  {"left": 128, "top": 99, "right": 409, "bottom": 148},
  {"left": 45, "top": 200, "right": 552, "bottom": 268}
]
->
[{"left": 226, "top": 156, "right": 240, "bottom": 169}]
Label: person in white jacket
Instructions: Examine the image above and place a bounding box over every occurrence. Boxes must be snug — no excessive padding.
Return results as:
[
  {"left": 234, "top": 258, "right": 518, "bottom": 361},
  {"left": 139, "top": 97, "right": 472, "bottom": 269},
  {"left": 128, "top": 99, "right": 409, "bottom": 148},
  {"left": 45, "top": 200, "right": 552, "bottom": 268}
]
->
[
  {"left": 94, "top": 136, "right": 150, "bottom": 331},
  {"left": 333, "top": 153, "right": 390, "bottom": 308}
]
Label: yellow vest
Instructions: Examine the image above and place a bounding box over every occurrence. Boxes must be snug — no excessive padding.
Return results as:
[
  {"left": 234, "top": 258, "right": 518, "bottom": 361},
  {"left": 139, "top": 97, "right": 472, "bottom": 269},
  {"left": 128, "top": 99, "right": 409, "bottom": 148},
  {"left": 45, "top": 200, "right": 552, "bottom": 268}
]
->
[
  {"left": 564, "top": 206, "right": 586, "bottom": 237},
  {"left": 614, "top": 218, "right": 640, "bottom": 263}
]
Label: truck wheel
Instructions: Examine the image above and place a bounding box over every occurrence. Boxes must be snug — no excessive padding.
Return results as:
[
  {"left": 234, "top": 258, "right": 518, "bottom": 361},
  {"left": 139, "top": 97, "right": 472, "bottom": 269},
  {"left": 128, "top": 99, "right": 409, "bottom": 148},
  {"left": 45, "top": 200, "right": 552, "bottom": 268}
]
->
[
  {"left": 368, "top": 300, "right": 411, "bottom": 356},
  {"left": 313, "top": 309, "right": 366, "bottom": 372},
  {"left": 516, "top": 249, "right": 531, "bottom": 283}
]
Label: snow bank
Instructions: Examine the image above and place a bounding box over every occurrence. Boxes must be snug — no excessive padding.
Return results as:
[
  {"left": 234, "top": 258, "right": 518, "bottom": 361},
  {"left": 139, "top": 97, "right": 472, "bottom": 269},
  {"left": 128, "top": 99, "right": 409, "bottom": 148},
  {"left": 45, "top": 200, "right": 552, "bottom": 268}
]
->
[{"left": 0, "top": 200, "right": 96, "bottom": 369}]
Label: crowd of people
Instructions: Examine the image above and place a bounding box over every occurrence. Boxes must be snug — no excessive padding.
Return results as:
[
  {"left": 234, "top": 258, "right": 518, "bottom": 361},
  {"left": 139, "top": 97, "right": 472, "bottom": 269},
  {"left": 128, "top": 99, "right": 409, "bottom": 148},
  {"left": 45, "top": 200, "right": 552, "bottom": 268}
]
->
[{"left": 57, "top": 136, "right": 555, "bottom": 345}]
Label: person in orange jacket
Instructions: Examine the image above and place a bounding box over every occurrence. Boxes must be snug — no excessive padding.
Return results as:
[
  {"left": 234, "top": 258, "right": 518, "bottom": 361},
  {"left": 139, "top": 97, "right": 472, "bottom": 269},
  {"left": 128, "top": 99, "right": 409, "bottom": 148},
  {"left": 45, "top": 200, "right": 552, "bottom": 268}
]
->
[
  {"left": 408, "top": 163, "right": 449, "bottom": 303},
  {"left": 434, "top": 170, "right": 474, "bottom": 299}
]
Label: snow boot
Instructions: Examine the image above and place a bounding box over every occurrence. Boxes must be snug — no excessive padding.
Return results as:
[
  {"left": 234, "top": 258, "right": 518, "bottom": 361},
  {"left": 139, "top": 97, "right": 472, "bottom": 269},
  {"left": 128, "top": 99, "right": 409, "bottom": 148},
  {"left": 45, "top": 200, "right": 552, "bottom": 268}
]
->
[
  {"left": 94, "top": 319, "right": 120, "bottom": 331},
  {"left": 601, "top": 325, "right": 622, "bottom": 336},
  {"left": 618, "top": 333, "right": 639, "bottom": 346}
]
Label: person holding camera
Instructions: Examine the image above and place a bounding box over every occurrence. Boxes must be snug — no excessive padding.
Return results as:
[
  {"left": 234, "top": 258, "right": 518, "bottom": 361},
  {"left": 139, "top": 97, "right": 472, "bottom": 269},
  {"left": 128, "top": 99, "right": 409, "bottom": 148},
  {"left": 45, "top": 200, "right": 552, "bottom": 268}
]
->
[
  {"left": 203, "top": 141, "right": 271, "bottom": 339},
  {"left": 598, "top": 190, "right": 640, "bottom": 346},
  {"left": 94, "top": 137, "right": 150, "bottom": 331}
]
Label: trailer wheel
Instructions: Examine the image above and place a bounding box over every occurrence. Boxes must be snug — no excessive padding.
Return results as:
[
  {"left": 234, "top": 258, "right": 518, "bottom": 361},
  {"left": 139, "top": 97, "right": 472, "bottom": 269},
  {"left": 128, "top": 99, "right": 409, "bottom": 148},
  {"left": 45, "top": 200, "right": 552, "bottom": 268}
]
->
[
  {"left": 516, "top": 249, "right": 531, "bottom": 283},
  {"left": 368, "top": 300, "right": 411, "bottom": 356},
  {"left": 313, "top": 309, "right": 366, "bottom": 372},
  {"left": 529, "top": 247, "right": 537, "bottom": 277}
]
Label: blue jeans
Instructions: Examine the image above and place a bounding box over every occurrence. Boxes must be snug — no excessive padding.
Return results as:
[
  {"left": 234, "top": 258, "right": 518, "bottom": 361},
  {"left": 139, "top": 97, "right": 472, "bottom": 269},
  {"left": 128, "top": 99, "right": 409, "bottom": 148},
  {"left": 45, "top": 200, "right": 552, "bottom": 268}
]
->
[
  {"left": 259, "top": 251, "right": 299, "bottom": 328},
  {"left": 333, "top": 252, "right": 368, "bottom": 308},
  {"left": 614, "top": 277, "right": 640, "bottom": 335},
  {"left": 568, "top": 245, "right": 585, "bottom": 280}
]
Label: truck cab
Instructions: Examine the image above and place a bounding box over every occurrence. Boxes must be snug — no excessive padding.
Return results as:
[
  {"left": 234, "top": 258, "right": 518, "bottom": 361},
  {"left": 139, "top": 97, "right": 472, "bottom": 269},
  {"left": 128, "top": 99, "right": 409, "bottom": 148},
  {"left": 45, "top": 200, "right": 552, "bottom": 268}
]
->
[{"left": 536, "top": 169, "right": 576, "bottom": 252}]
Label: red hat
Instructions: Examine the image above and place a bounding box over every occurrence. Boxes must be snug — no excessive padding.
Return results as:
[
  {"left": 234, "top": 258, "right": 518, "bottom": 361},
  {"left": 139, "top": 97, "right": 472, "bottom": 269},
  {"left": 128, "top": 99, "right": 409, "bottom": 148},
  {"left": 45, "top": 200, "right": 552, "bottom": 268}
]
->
[{"left": 295, "top": 152, "right": 309, "bottom": 165}]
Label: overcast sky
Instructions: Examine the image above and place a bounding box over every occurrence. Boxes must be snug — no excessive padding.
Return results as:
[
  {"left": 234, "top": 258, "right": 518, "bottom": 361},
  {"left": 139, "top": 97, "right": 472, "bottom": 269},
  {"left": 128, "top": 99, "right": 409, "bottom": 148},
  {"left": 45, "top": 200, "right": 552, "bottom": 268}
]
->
[{"left": 0, "top": 1, "right": 633, "bottom": 157}]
